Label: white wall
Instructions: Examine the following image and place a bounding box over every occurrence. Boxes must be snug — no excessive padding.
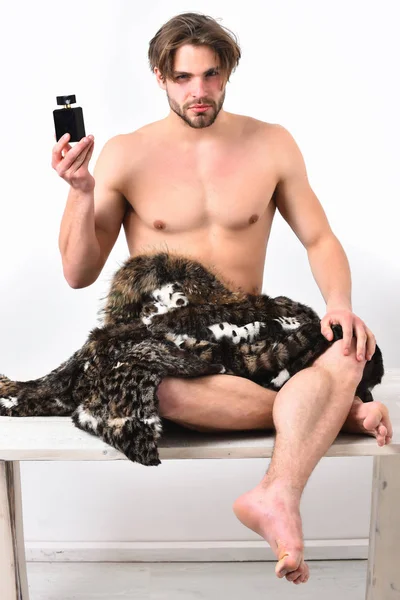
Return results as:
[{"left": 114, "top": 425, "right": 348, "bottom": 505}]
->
[{"left": 1, "top": 0, "right": 399, "bottom": 554}]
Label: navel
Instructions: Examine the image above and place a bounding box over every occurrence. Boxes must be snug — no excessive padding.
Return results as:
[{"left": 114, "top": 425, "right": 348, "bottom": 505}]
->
[
  {"left": 153, "top": 220, "right": 166, "bottom": 230},
  {"left": 249, "top": 214, "right": 259, "bottom": 225}
]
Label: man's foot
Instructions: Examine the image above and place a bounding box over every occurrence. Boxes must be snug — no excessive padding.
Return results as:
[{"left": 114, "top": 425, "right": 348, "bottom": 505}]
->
[
  {"left": 342, "top": 397, "right": 393, "bottom": 446},
  {"left": 232, "top": 481, "right": 309, "bottom": 585}
]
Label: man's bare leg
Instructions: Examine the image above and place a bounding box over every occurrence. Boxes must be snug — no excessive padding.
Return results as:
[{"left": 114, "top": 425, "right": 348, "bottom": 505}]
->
[
  {"left": 158, "top": 374, "right": 276, "bottom": 431},
  {"left": 230, "top": 340, "right": 366, "bottom": 585},
  {"left": 157, "top": 338, "right": 393, "bottom": 586},
  {"left": 157, "top": 375, "right": 393, "bottom": 445}
]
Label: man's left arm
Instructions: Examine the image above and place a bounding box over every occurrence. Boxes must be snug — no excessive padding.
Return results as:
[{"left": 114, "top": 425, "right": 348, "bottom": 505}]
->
[{"left": 270, "top": 124, "right": 376, "bottom": 362}]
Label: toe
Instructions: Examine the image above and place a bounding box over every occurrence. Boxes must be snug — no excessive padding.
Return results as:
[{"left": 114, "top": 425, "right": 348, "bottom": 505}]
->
[
  {"left": 382, "top": 409, "right": 393, "bottom": 440},
  {"left": 363, "top": 411, "right": 381, "bottom": 432},
  {"left": 275, "top": 546, "right": 304, "bottom": 579},
  {"left": 286, "top": 567, "right": 303, "bottom": 582},
  {"left": 376, "top": 424, "right": 387, "bottom": 445},
  {"left": 289, "top": 562, "right": 309, "bottom": 584},
  {"left": 378, "top": 424, "right": 387, "bottom": 440},
  {"left": 370, "top": 402, "right": 393, "bottom": 439},
  {"left": 276, "top": 559, "right": 297, "bottom": 578}
]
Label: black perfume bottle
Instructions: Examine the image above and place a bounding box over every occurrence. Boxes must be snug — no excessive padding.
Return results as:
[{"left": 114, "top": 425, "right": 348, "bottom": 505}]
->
[{"left": 53, "top": 95, "right": 86, "bottom": 142}]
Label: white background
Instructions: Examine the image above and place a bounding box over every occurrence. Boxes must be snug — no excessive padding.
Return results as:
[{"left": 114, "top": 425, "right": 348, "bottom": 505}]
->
[{"left": 0, "top": 0, "right": 399, "bottom": 551}]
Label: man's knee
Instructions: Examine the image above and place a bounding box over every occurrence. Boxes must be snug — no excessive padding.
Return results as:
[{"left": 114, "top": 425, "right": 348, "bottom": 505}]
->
[
  {"left": 156, "top": 375, "right": 223, "bottom": 418},
  {"left": 156, "top": 377, "right": 184, "bottom": 418},
  {"left": 312, "top": 337, "right": 366, "bottom": 387}
]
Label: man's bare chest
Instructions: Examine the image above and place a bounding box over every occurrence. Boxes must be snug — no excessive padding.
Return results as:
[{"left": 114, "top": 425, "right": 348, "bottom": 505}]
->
[{"left": 122, "top": 140, "right": 278, "bottom": 233}]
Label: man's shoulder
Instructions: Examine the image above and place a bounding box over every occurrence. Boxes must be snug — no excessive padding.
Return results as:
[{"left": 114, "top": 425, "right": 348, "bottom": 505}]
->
[
  {"left": 120, "top": 119, "right": 165, "bottom": 144},
  {"left": 239, "top": 114, "right": 276, "bottom": 130},
  {"left": 250, "top": 119, "right": 298, "bottom": 165},
  {"left": 107, "top": 116, "right": 291, "bottom": 152},
  {"left": 234, "top": 114, "right": 289, "bottom": 144},
  {"left": 101, "top": 121, "right": 164, "bottom": 170}
]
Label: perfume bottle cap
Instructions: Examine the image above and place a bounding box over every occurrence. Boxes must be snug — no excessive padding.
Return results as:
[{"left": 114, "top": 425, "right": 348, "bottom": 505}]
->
[{"left": 56, "top": 95, "right": 77, "bottom": 106}]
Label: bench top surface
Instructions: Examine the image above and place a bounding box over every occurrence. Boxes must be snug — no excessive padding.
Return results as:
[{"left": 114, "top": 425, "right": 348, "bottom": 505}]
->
[{"left": 0, "top": 376, "right": 399, "bottom": 461}]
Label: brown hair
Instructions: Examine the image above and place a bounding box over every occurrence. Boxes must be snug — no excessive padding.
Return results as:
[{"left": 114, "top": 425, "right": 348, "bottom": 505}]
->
[{"left": 148, "top": 12, "right": 241, "bottom": 84}]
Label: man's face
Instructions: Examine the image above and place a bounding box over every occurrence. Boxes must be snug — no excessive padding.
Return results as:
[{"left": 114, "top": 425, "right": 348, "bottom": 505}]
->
[{"left": 156, "top": 44, "right": 227, "bottom": 129}]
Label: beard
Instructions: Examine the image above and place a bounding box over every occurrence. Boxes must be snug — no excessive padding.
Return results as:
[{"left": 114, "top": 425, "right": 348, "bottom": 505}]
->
[{"left": 166, "top": 89, "right": 226, "bottom": 129}]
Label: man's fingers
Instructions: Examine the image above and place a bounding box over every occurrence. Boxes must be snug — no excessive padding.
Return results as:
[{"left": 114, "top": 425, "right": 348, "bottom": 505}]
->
[
  {"left": 60, "top": 143, "right": 73, "bottom": 158},
  {"left": 342, "top": 322, "right": 354, "bottom": 355},
  {"left": 320, "top": 318, "right": 333, "bottom": 340},
  {"left": 57, "top": 138, "right": 92, "bottom": 174},
  {"left": 364, "top": 326, "right": 376, "bottom": 360},
  {"left": 66, "top": 141, "right": 93, "bottom": 175},
  {"left": 354, "top": 323, "right": 367, "bottom": 359},
  {"left": 52, "top": 133, "right": 72, "bottom": 167},
  {"left": 320, "top": 314, "right": 375, "bottom": 361}
]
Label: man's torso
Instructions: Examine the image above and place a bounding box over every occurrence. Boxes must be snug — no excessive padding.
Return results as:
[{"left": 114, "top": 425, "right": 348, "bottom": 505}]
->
[{"left": 117, "top": 113, "right": 281, "bottom": 294}]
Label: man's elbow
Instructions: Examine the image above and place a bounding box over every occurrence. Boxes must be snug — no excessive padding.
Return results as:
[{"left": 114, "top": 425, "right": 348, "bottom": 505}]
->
[
  {"left": 63, "top": 266, "right": 101, "bottom": 289},
  {"left": 66, "top": 278, "right": 92, "bottom": 290}
]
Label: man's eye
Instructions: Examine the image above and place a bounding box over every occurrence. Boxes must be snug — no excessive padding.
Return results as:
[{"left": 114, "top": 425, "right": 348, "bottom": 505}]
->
[{"left": 176, "top": 72, "right": 219, "bottom": 80}]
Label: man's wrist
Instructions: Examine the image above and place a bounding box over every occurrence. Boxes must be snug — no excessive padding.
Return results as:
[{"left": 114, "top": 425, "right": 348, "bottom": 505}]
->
[{"left": 326, "top": 300, "right": 352, "bottom": 311}]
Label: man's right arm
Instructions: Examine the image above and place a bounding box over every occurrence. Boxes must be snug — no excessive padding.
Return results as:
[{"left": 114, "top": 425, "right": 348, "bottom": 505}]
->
[{"left": 58, "top": 135, "right": 127, "bottom": 289}]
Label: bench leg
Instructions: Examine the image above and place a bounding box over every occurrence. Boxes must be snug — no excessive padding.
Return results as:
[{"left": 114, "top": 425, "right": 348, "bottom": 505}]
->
[
  {"left": 0, "top": 461, "right": 30, "bottom": 600},
  {"left": 366, "top": 455, "right": 400, "bottom": 599}
]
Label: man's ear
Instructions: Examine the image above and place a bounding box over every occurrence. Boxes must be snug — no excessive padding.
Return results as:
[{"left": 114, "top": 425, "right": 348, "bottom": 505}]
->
[{"left": 154, "top": 67, "right": 167, "bottom": 91}]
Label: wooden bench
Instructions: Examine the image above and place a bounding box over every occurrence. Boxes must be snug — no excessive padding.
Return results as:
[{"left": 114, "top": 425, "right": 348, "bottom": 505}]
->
[{"left": 1, "top": 379, "right": 399, "bottom": 600}]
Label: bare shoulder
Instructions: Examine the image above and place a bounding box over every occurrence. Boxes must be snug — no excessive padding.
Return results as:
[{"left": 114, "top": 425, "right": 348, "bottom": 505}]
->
[
  {"left": 231, "top": 115, "right": 296, "bottom": 176},
  {"left": 96, "top": 120, "right": 164, "bottom": 188},
  {"left": 242, "top": 118, "right": 304, "bottom": 175},
  {"left": 118, "top": 119, "right": 166, "bottom": 152},
  {"left": 243, "top": 116, "right": 293, "bottom": 146},
  {"left": 233, "top": 114, "right": 276, "bottom": 134},
  {"left": 268, "top": 122, "right": 301, "bottom": 151},
  {"left": 259, "top": 121, "right": 303, "bottom": 161},
  {"left": 267, "top": 123, "right": 307, "bottom": 178},
  {"left": 233, "top": 114, "right": 290, "bottom": 151}
]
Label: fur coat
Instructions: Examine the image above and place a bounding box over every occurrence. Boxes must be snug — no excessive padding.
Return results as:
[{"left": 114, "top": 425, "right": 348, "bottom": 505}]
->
[{"left": 0, "top": 251, "right": 384, "bottom": 466}]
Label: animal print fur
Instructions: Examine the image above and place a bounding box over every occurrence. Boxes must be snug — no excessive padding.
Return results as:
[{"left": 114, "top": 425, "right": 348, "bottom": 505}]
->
[{"left": 0, "top": 251, "right": 384, "bottom": 466}]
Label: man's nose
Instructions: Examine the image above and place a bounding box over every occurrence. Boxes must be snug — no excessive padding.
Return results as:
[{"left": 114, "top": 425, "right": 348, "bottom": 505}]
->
[{"left": 190, "top": 77, "right": 207, "bottom": 98}]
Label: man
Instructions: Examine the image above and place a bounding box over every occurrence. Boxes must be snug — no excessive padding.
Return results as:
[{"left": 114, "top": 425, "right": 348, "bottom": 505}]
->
[{"left": 53, "top": 12, "right": 392, "bottom": 586}]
